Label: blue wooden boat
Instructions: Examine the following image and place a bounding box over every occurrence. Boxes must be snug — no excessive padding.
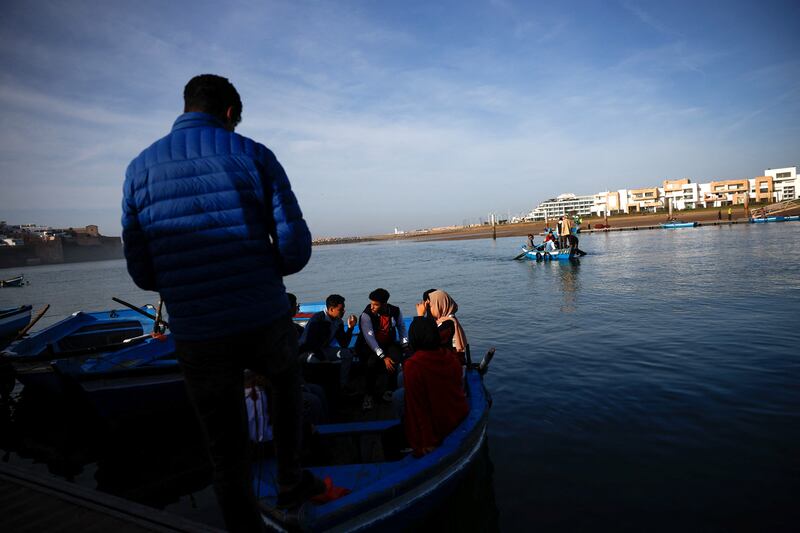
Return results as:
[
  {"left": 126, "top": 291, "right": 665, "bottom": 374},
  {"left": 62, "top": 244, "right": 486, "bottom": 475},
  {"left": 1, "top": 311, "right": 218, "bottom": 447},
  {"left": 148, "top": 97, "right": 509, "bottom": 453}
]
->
[
  {"left": 519, "top": 245, "right": 580, "bottom": 261},
  {"left": 0, "top": 274, "right": 25, "bottom": 287},
  {"left": 1, "top": 306, "right": 166, "bottom": 393},
  {"left": 254, "top": 360, "right": 493, "bottom": 531},
  {"left": 750, "top": 215, "right": 799, "bottom": 223},
  {"left": 0, "top": 305, "right": 32, "bottom": 341},
  {"left": 661, "top": 221, "right": 697, "bottom": 229},
  {"left": 56, "top": 346, "right": 183, "bottom": 418}
]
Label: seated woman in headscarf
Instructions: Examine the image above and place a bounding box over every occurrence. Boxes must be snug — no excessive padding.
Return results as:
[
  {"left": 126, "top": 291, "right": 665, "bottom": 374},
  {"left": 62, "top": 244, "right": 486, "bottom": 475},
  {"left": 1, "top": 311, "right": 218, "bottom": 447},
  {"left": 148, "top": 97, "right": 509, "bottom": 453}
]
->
[
  {"left": 402, "top": 316, "right": 469, "bottom": 457},
  {"left": 416, "top": 289, "right": 468, "bottom": 362}
]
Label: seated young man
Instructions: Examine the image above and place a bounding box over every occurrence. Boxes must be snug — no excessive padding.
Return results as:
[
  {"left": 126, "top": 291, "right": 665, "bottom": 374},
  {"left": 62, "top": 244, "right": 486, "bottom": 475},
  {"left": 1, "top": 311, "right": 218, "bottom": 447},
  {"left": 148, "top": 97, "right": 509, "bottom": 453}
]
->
[
  {"left": 402, "top": 316, "right": 469, "bottom": 457},
  {"left": 355, "top": 288, "right": 408, "bottom": 411},
  {"left": 544, "top": 230, "right": 558, "bottom": 252},
  {"left": 298, "top": 294, "right": 357, "bottom": 394}
]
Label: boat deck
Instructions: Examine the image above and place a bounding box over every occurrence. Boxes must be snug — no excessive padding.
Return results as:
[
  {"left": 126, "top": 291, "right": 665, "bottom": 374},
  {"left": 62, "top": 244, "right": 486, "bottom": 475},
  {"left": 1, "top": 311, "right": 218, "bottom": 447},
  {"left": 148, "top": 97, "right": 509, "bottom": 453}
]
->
[{"left": 0, "top": 462, "right": 221, "bottom": 533}]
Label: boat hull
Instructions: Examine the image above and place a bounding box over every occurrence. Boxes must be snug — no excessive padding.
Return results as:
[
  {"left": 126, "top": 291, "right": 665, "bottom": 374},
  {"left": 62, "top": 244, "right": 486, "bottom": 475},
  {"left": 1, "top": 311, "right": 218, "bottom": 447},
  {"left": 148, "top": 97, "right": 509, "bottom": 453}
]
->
[
  {"left": 521, "top": 247, "right": 578, "bottom": 261},
  {"left": 750, "top": 216, "right": 799, "bottom": 223},
  {"left": 0, "top": 275, "right": 24, "bottom": 288},
  {"left": 255, "top": 369, "right": 491, "bottom": 531},
  {"left": 0, "top": 305, "right": 32, "bottom": 340},
  {"left": 661, "top": 222, "right": 697, "bottom": 228}
]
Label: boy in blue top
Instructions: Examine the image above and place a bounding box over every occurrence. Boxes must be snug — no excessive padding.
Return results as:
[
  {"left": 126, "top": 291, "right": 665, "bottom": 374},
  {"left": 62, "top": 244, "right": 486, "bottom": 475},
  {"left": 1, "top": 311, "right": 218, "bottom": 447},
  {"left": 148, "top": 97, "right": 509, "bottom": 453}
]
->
[{"left": 298, "top": 294, "right": 357, "bottom": 394}]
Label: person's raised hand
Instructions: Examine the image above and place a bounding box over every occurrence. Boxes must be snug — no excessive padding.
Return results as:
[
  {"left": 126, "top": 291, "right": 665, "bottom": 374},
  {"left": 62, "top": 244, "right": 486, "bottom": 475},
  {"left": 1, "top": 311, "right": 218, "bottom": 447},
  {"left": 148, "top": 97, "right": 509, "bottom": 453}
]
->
[{"left": 347, "top": 314, "right": 357, "bottom": 329}]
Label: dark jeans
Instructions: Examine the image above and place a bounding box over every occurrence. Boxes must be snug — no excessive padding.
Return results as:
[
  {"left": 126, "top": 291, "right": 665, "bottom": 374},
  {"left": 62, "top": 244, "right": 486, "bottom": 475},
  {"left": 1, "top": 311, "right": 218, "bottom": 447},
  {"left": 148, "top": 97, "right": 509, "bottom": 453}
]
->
[
  {"left": 176, "top": 317, "right": 302, "bottom": 533},
  {"left": 358, "top": 342, "right": 403, "bottom": 397}
]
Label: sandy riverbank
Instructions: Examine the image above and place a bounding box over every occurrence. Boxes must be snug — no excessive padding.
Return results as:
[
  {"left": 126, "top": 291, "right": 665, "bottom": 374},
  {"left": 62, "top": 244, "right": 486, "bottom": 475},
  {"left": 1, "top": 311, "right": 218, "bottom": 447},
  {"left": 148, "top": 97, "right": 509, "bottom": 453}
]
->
[
  {"left": 373, "top": 204, "right": 800, "bottom": 243},
  {"left": 312, "top": 203, "right": 800, "bottom": 246}
]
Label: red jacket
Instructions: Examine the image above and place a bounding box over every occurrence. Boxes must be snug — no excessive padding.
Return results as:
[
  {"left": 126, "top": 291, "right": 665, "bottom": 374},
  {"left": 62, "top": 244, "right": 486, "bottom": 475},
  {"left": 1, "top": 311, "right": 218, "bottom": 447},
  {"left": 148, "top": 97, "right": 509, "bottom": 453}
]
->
[{"left": 403, "top": 347, "right": 469, "bottom": 456}]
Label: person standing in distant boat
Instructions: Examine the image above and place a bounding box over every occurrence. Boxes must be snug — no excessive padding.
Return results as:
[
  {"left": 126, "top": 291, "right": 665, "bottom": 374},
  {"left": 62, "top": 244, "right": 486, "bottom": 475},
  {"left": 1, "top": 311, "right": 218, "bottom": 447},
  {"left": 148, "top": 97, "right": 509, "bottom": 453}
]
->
[
  {"left": 122, "top": 74, "right": 324, "bottom": 531},
  {"left": 559, "top": 216, "right": 572, "bottom": 249},
  {"left": 717, "top": 209, "right": 722, "bottom": 220},
  {"left": 727, "top": 206, "right": 732, "bottom": 221}
]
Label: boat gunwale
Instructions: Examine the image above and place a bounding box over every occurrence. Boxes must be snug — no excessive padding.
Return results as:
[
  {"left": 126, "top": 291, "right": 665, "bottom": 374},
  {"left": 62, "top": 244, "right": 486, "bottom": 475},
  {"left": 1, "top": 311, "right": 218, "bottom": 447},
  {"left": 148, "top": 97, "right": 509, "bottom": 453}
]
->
[{"left": 259, "top": 369, "right": 491, "bottom": 531}]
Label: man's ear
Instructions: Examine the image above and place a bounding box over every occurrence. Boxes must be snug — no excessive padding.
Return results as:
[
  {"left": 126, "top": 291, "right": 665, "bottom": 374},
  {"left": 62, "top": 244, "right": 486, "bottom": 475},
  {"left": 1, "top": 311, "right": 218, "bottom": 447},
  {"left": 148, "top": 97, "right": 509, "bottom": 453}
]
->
[{"left": 224, "top": 106, "right": 236, "bottom": 130}]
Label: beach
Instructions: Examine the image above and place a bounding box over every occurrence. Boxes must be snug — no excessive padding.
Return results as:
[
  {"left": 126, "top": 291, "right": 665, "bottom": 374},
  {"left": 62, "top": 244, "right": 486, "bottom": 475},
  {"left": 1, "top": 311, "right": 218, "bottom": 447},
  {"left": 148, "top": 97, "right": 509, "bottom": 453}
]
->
[{"left": 349, "top": 203, "right": 800, "bottom": 244}]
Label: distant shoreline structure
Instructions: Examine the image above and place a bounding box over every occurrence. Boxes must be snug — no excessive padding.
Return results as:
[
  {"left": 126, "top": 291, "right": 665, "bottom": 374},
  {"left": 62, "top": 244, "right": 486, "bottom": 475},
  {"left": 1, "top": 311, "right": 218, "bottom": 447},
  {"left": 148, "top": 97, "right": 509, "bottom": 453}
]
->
[
  {"left": 0, "top": 223, "right": 122, "bottom": 268},
  {"left": 314, "top": 201, "right": 800, "bottom": 246}
]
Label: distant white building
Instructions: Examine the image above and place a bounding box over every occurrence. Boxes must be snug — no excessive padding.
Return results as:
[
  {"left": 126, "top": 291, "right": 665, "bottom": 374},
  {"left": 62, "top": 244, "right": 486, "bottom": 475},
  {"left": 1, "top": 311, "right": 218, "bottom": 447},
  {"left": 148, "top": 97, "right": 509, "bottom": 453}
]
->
[
  {"left": 526, "top": 193, "right": 594, "bottom": 220},
  {"left": 661, "top": 179, "right": 700, "bottom": 210},
  {"left": 763, "top": 166, "right": 798, "bottom": 201}
]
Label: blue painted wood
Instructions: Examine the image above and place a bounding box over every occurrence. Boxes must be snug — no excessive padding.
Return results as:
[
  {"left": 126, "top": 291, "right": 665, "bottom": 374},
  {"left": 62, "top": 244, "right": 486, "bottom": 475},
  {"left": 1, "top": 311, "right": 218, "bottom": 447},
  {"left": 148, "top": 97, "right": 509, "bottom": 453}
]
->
[
  {"left": 661, "top": 222, "right": 698, "bottom": 228},
  {"left": 254, "top": 369, "right": 491, "bottom": 531},
  {"left": 0, "top": 305, "right": 32, "bottom": 339}
]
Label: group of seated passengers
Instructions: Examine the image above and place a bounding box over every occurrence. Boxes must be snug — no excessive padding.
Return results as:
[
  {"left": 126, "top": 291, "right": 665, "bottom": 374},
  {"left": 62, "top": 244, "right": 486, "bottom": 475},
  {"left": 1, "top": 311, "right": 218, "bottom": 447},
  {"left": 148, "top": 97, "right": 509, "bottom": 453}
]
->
[
  {"left": 526, "top": 231, "right": 586, "bottom": 257},
  {"left": 283, "top": 287, "right": 469, "bottom": 457},
  {"left": 527, "top": 231, "right": 559, "bottom": 252}
]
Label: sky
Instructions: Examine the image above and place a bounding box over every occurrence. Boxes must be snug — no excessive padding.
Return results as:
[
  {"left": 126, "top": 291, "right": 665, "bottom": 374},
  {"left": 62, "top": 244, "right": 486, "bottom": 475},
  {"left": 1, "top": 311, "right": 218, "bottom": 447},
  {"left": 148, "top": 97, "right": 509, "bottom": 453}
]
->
[{"left": 0, "top": 0, "right": 798, "bottom": 237}]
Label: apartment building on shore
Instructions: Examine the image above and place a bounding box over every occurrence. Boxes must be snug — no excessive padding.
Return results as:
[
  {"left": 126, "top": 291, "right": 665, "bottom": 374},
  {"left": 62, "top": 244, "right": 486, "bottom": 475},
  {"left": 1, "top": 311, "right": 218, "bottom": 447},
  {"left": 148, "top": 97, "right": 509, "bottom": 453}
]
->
[{"left": 520, "top": 166, "right": 798, "bottom": 220}]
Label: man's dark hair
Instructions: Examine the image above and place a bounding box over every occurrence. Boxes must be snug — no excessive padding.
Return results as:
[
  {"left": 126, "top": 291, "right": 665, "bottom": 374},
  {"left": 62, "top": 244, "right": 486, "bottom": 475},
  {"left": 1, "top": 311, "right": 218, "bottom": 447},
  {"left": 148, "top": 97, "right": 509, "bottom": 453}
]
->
[
  {"left": 422, "top": 288, "right": 437, "bottom": 302},
  {"left": 326, "top": 294, "right": 345, "bottom": 309},
  {"left": 183, "top": 74, "right": 242, "bottom": 126},
  {"left": 369, "top": 288, "right": 390, "bottom": 304}
]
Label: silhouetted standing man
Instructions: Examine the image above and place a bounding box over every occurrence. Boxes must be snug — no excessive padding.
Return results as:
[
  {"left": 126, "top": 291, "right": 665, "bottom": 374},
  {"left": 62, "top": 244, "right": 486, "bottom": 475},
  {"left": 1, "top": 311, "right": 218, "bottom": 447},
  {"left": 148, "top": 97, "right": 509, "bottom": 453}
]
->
[{"left": 122, "top": 74, "right": 322, "bottom": 531}]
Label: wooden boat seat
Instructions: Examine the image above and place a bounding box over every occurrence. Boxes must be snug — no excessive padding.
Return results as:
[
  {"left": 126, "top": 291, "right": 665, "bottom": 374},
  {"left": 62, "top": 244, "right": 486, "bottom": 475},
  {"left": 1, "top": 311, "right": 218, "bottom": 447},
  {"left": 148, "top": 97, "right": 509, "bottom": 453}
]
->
[{"left": 314, "top": 419, "right": 399, "bottom": 437}]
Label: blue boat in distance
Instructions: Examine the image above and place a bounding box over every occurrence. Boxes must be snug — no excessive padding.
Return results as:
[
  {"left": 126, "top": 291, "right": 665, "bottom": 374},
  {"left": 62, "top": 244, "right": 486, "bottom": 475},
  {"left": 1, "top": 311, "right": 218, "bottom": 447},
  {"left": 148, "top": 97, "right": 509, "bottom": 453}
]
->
[
  {"left": 0, "top": 275, "right": 25, "bottom": 288},
  {"left": 519, "top": 245, "right": 583, "bottom": 261},
  {"left": 661, "top": 221, "right": 698, "bottom": 229},
  {"left": 750, "top": 215, "right": 800, "bottom": 223}
]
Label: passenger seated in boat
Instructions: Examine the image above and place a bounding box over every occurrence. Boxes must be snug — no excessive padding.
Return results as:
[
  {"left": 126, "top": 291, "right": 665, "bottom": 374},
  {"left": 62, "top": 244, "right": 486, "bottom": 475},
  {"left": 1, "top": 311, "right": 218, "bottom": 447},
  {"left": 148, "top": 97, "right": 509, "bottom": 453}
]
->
[
  {"left": 419, "top": 288, "right": 438, "bottom": 318},
  {"left": 298, "top": 294, "right": 357, "bottom": 395},
  {"left": 526, "top": 233, "right": 536, "bottom": 250},
  {"left": 245, "top": 370, "right": 271, "bottom": 443},
  {"left": 287, "top": 293, "right": 304, "bottom": 337},
  {"left": 245, "top": 370, "right": 327, "bottom": 435},
  {"left": 423, "top": 290, "right": 467, "bottom": 360},
  {"left": 402, "top": 316, "right": 468, "bottom": 457},
  {"left": 544, "top": 230, "right": 558, "bottom": 252},
  {"left": 356, "top": 288, "right": 408, "bottom": 411}
]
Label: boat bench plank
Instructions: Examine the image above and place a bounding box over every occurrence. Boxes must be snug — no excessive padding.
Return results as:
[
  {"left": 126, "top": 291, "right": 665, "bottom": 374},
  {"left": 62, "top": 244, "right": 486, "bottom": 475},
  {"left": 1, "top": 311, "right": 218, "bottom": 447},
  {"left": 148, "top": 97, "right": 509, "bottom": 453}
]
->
[{"left": 315, "top": 419, "right": 400, "bottom": 437}]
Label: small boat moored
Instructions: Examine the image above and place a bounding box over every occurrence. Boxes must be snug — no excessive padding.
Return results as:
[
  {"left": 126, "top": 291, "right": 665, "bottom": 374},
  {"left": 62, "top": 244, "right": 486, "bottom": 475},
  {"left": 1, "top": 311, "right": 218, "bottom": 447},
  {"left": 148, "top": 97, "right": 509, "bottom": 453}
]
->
[
  {"left": 661, "top": 221, "right": 698, "bottom": 229},
  {"left": 750, "top": 215, "right": 800, "bottom": 223},
  {"left": 0, "top": 275, "right": 25, "bottom": 287},
  {"left": 1, "top": 305, "right": 169, "bottom": 394}
]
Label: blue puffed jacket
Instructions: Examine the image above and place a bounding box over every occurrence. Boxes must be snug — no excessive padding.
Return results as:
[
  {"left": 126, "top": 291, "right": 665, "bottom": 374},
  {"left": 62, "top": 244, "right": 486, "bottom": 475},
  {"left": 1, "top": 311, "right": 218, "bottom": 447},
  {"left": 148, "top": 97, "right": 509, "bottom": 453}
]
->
[{"left": 122, "top": 112, "right": 311, "bottom": 340}]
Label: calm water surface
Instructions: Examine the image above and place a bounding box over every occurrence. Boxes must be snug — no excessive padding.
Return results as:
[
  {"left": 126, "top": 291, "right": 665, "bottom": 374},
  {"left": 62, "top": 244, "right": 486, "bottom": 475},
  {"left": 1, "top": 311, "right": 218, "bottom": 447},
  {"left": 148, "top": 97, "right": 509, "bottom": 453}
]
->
[{"left": 1, "top": 222, "right": 799, "bottom": 531}]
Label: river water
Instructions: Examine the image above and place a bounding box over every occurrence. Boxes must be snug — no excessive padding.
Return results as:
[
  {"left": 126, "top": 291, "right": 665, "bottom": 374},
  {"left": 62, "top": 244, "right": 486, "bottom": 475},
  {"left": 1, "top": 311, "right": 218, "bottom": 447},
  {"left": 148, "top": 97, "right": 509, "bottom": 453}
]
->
[{"left": 1, "top": 222, "right": 799, "bottom": 531}]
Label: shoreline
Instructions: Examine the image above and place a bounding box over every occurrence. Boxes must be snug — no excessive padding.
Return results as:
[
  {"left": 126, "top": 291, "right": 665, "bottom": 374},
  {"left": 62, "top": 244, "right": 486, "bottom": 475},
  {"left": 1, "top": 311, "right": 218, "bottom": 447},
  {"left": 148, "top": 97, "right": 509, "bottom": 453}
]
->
[{"left": 314, "top": 204, "right": 800, "bottom": 246}]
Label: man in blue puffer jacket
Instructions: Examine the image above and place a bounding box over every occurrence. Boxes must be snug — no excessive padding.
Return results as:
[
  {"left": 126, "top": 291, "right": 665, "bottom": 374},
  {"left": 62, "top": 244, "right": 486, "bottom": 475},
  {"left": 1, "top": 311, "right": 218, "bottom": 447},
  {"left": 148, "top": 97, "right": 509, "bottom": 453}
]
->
[{"left": 122, "top": 74, "right": 322, "bottom": 531}]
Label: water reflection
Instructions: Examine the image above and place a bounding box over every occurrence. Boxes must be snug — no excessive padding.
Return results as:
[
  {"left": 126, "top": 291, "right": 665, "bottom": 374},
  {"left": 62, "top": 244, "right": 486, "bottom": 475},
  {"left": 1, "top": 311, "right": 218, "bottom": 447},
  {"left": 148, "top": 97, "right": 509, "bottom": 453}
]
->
[{"left": 557, "top": 259, "right": 580, "bottom": 313}]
